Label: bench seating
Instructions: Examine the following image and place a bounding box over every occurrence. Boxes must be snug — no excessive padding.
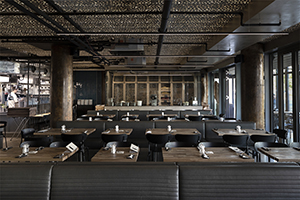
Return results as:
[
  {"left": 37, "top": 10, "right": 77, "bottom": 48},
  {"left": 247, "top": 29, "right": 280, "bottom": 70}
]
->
[{"left": 1, "top": 162, "right": 299, "bottom": 200}]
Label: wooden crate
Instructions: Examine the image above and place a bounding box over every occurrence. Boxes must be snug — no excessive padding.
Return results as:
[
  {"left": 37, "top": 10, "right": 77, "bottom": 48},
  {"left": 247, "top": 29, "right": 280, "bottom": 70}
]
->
[{"left": 7, "top": 107, "right": 37, "bottom": 117}]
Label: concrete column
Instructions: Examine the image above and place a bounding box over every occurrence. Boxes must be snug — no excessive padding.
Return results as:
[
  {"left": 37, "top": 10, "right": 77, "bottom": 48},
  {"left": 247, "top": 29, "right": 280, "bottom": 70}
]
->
[
  {"left": 241, "top": 43, "right": 264, "bottom": 129},
  {"left": 50, "top": 44, "right": 73, "bottom": 127}
]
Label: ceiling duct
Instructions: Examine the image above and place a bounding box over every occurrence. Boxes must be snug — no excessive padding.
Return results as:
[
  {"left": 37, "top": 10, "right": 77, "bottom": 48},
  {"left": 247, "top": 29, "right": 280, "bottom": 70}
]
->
[{"left": 109, "top": 38, "right": 146, "bottom": 66}]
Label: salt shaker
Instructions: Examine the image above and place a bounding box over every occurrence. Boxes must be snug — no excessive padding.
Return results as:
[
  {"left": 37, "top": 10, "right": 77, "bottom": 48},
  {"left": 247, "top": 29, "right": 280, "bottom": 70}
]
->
[
  {"left": 236, "top": 125, "right": 241, "bottom": 132},
  {"left": 61, "top": 125, "right": 66, "bottom": 132},
  {"left": 22, "top": 143, "right": 29, "bottom": 155},
  {"left": 167, "top": 125, "right": 172, "bottom": 132},
  {"left": 111, "top": 144, "right": 116, "bottom": 154},
  {"left": 89, "top": 117, "right": 92, "bottom": 121}
]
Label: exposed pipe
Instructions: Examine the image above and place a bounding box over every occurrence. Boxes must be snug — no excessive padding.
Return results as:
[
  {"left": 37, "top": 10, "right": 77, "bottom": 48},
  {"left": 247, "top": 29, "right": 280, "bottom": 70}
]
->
[
  {"left": 155, "top": 0, "right": 173, "bottom": 65},
  {"left": 5, "top": 0, "right": 107, "bottom": 68}
]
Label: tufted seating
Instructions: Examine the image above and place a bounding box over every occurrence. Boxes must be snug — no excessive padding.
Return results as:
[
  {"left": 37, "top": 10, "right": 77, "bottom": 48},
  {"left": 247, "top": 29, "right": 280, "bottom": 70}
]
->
[{"left": 0, "top": 162, "right": 300, "bottom": 200}]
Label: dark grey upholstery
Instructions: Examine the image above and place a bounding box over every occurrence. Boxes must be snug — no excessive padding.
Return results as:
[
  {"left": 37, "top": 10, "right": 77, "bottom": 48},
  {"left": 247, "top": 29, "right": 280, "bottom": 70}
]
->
[
  {"left": 179, "top": 163, "right": 300, "bottom": 200},
  {"left": 1, "top": 162, "right": 300, "bottom": 200},
  {"left": 0, "top": 163, "right": 53, "bottom": 200},
  {"left": 51, "top": 164, "right": 179, "bottom": 200}
]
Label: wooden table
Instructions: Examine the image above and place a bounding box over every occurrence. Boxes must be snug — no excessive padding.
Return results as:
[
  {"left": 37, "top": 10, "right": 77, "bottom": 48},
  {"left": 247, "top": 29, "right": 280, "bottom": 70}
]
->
[
  {"left": 145, "top": 128, "right": 200, "bottom": 135},
  {"left": 34, "top": 128, "right": 96, "bottom": 136},
  {"left": 91, "top": 147, "right": 139, "bottom": 162},
  {"left": 102, "top": 128, "right": 133, "bottom": 135},
  {"left": 147, "top": 114, "right": 178, "bottom": 118},
  {"left": 81, "top": 114, "right": 116, "bottom": 119},
  {"left": 258, "top": 147, "right": 300, "bottom": 162},
  {"left": 212, "top": 128, "right": 272, "bottom": 136},
  {"left": 162, "top": 147, "right": 254, "bottom": 162},
  {"left": 0, "top": 147, "right": 78, "bottom": 162}
]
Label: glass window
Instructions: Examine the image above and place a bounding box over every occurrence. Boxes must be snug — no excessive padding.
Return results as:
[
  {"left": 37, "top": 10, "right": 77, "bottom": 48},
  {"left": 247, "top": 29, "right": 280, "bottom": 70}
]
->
[
  {"left": 125, "top": 83, "right": 135, "bottom": 103},
  {"left": 272, "top": 53, "right": 279, "bottom": 129},
  {"left": 225, "top": 67, "right": 236, "bottom": 118},
  {"left": 173, "top": 83, "right": 182, "bottom": 105},
  {"left": 137, "top": 76, "right": 147, "bottom": 82},
  {"left": 172, "top": 76, "right": 182, "bottom": 82},
  {"left": 137, "top": 83, "right": 147, "bottom": 105},
  {"left": 184, "top": 76, "right": 194, "bottom": 82},
  {"left": 213, "top": 72, "right": 220, "bottom": 115},
  {"left": 161, "top": 76, "right": 170, "bottom": 82},
  {"left": 114, "top": 76, "right": 123, "bottom": 82},
  {"left": 185, "top": 83, "right": 194, "bottom": 105},
  {"left": 113, "top": 83, "right": 123, "bottom": 105},
  {"left": 149, "top": 83, "right": 158, "bottom": 105},
  {"left": 149, "top": 76, "right": 159, "bottom": 82}
]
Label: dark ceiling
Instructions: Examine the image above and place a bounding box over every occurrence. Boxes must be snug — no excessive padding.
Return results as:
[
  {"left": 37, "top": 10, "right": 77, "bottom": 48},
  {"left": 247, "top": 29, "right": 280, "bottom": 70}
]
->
[{"left": 0, "top": 0, "right": 299, "bottom": 72}]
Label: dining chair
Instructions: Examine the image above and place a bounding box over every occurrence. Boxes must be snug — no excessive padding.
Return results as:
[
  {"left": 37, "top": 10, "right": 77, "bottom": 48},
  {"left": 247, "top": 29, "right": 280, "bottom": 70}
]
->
[
  {"left": 20, "top": 140, "right": 51, "bottom": 147},
  {"left": 199, "top": 141, "right": 228, "bottom": 147},
  {"left": 21, "top": 128, "right": 53, "bottom": 146},
  {"left": 165, "top": 141, "right": 194, "bottom": 148},
  {"left": 249, "top": 134, "right": 277, "bottom": 159},
  {"left": 290, "top": 142, "right": 300, "bottom": 148},
  {"left": 273, "top": 129, "right": 288, "bottom": 144},
  {"left": 49, "top": 141, "right": 70, "bottom": 148},
  {"left": 146, "top": 133, "right": 171, "bottom": 162},
  {"left": 175, "top": 134, "right": 201, "bottom": 147},
  {"left": 61, "top": 133, "right": 88, "bottom": 162},
  {"left": 254, "top": 142, "right": 288, "bottom": 162},
  {"left": 222, "top": 134, "right": 249, "bottom": 153}
]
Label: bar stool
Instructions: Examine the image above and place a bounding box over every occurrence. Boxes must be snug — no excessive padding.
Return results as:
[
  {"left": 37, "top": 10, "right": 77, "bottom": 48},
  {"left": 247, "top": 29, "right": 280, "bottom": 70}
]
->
[
  {"left": 101, "top": 134, "right": 128, "bottom": 146},
  {"left": 254, "top": 142, "right": 288, "bottom": 162}
]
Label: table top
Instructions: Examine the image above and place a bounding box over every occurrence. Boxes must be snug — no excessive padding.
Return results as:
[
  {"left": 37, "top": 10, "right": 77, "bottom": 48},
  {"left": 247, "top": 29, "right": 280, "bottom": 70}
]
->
[
  {"left": 212, "top": 128, "right": 273, "bottom": 136},
  {"left": 147, "top": 114, "right": 178, "bottom": 117},
  {"left": 162, "top": 147, "right": 254, "bottom": 162},
  {"left": 81, "top": 114, "right": 116, "bottom": 118},
  {"left": 102, "top": 128, "right": 133, "bottom": 135},
  {"left": 0, "top": 147, "right": 78, "bottom": 162},
  {"left": 121, "top": 114, "right": 139, "bottom": 118},
  {"left": 145, "top": 128, "right": 200, "bottom": 135},
  {"left": 91, "top": 147, "right": 139, "bottom": 162},
  {"left": 34, "top": 128, "right": 96, "bottom": 136},
  {"left": 258, "top": 147, "right": 300, "bottom": 162},
  {"left": 33, "top": 112, "right": 51, "bottom": 117}
]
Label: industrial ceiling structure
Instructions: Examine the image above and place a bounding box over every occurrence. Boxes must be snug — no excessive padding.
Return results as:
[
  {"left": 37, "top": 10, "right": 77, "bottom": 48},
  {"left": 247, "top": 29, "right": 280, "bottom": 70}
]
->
[{"left": 0, "top": 0, "right": 299, "bottom": 72}]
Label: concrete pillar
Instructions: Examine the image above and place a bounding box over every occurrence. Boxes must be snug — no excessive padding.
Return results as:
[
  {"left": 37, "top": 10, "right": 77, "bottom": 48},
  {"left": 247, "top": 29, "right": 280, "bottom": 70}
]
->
[
  {"left": 241, "top": 43, "right": 264, "bottom": 129},
  {"left": 50, "top": 44, "right": 73, "bottom": 127}
]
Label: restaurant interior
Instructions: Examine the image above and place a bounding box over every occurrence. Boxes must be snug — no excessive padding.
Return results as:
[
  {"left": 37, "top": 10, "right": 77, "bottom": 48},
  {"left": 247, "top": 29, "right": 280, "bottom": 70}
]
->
[{"left": 0, "top": 0, "right": 300, "bottom": 199}]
